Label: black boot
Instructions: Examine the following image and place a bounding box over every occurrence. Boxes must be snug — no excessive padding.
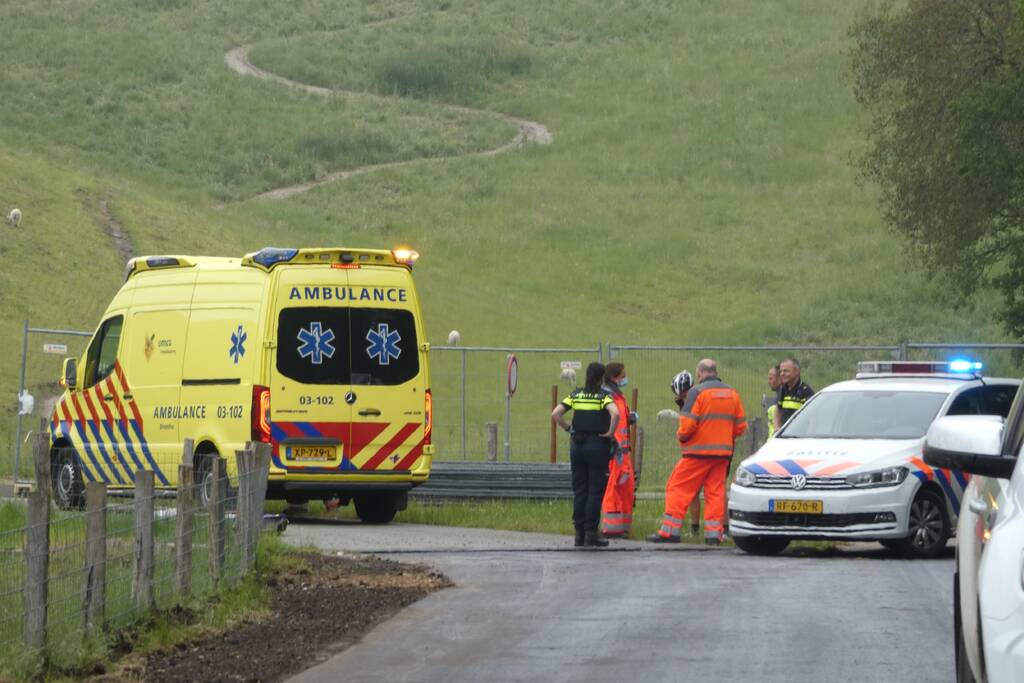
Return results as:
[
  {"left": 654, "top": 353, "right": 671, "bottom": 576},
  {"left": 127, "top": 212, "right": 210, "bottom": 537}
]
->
[
  {"left": 584, "top": 530, "right": 609, "bottom": 548},
  {"left": 574, "top": 526, "right": 585, "bottom": 547}
]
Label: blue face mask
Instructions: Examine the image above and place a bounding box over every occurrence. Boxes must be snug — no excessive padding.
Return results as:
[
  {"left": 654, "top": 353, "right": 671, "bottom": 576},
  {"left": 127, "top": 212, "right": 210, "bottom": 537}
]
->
[{"left": 618, "top": 377, "right": 629, "bottom": 388}]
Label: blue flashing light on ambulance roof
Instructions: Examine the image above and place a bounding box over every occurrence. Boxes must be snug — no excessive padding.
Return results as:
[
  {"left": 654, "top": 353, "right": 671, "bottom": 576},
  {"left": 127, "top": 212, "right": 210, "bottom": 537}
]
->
[{"left": 251, "top": 247, "right": 299, "bottom": 269}]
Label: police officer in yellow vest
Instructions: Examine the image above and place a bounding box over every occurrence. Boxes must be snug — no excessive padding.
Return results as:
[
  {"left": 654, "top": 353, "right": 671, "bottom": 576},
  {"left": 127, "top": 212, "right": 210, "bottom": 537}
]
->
[
  {"left": 774, "top": 357, "right": 814, "bottom": 433},
  {"left": 552, "top": 362, "right": 620, "bottom": 548}
]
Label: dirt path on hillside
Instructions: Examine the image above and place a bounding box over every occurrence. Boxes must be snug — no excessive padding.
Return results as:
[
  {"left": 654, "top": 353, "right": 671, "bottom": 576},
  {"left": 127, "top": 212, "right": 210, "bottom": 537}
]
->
[
  {"left": 98, "top": 199, "right": 134, "bottom": 265},
  {"left": 224, "top": 35, "right": 552, "bottom": 201}
]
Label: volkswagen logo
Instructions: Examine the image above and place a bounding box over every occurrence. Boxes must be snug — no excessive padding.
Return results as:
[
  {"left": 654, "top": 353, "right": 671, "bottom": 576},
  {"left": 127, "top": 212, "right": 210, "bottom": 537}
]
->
[{"left": 790, "top": 474, "right": 807, "bottom": 490}]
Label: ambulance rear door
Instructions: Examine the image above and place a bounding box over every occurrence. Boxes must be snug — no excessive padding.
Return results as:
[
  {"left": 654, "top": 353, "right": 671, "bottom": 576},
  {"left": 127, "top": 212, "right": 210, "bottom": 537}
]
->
[
  {"left": 270, "top": 267, "right": 353, "bottom": 472},
  {"left": 345, "top": 268, "right": 428, "bottom": 474}
]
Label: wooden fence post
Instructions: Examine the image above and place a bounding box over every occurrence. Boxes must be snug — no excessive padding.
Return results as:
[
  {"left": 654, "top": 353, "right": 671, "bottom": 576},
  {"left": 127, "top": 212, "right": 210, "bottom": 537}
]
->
[
  {"left": 251, "top": 442, "right": 271, "bottom": 564},
  {"left": 82, "top": 482, "right": 107, "bottom": 635},
  {"left": 234, "top": 447, "right": 254, "bottom": 573},
  {"left": 175, "top": 439, "right": 194, "bottom": 597},
  {"left": 24, "top": 490, "right": 49, "bottom": 651},
  {"left": 629, "top": 388, "right": 639, "bottom": 456},
  {"left": 208, "top": 457, "right": 226, "bottom": 587},
  {"left": 33, "top": 424, "right": 49, "bottom": 501},
  {"left": 634, "top": 426, "right": 645, "bottom": 485},
  {"left": 485, "top": 423, "right": 498, "bottom": 463},
  {"left": 132, "top": 470, "right": 155, "bottom": 612}
]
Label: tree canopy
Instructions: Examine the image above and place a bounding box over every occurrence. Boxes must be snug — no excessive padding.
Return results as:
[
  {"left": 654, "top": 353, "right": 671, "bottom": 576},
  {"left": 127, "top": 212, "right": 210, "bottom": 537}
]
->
[{"left": 849, "top": 0, "right": 1024, "bottom": 336}]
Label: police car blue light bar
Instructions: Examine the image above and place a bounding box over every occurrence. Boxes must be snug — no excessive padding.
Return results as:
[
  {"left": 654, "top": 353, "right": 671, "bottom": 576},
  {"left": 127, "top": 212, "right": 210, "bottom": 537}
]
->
[
  {"left": 948, "top": 358, "right": 983, "bottom": 373},
  {"left": 857, "top": 360, "right": 984, "bottom": 376}
]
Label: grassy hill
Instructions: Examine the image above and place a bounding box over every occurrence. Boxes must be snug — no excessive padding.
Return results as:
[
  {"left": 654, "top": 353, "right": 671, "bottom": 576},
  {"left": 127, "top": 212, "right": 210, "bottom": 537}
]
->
[{"left": 0, "top": 0, "right": 1014, "bottom": 474}]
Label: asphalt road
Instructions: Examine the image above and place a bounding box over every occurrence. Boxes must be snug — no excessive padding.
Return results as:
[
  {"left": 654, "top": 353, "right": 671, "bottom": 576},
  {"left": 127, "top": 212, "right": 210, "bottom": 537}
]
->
[{"left": 283, "top": 522, "right": 954, "bottom": 683}]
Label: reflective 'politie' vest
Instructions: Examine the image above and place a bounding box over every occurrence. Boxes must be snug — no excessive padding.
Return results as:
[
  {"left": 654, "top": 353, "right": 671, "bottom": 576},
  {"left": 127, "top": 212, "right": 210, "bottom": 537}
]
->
[
  {"left": 677, "top": 376, "right": 747, "bottom": 457},
  {"left": 777, "top": 380, "right": 814, "bottom": 424},
  {"left": 562, "top": 389, "right": 613, "bottom": 436}
]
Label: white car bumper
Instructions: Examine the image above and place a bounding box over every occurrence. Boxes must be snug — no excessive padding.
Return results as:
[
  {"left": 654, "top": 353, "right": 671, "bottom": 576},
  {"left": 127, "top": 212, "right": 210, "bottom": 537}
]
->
[{"left": 728, "top": 478, "right": 918, "bottom": 539}]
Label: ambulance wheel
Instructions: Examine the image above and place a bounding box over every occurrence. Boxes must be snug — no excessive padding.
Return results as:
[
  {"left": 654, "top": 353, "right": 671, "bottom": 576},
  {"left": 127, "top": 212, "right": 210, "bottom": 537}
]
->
[
  {"left": 898, "top": 488, "right": 950, "bottom": 559},
  {"left": 732, "top": 535, "right": 790, "bottom": 556},
  {"left": 194, "top": 451, "right": 216, "bottom": 509},
  {"left": 354, "top": 494, "right": 398, "bottom": 524},
  {"left": 51, "top": 449, "right": 85, "bottom": 510}
]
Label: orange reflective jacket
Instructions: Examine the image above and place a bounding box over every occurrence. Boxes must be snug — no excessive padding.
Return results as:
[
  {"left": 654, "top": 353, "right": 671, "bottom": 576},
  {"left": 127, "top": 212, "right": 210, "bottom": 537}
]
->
[
  {"left": 611, "top": 391, "right": 630, "bottom": 452},
  {"left": 677, "top": 377, "right": 746, "bottom": 457}
]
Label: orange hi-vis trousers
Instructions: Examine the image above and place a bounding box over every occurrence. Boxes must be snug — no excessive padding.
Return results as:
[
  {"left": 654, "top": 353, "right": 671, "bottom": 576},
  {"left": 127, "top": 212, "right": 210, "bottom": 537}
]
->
[
  {"left": 601, "top": 452, "right": 635, "bottom": 536},
  {"left": 656, "top": 457, "right": 729, "bottom": 542}
]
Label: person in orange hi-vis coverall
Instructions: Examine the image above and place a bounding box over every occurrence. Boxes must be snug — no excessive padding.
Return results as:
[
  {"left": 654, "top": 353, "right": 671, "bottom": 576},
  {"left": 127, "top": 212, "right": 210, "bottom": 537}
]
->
[
  {"left": 600, "top": 362, "right": 635, "bottom": 537},
  {"left": 648, "top": 358, "right": 747, "bottom": 545}
]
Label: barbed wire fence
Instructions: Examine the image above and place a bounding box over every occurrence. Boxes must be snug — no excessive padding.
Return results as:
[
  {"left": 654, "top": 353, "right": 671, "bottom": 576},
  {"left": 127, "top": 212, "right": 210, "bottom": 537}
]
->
[{"left": 0, "top": 428, "right": 273, "bottom": 677}]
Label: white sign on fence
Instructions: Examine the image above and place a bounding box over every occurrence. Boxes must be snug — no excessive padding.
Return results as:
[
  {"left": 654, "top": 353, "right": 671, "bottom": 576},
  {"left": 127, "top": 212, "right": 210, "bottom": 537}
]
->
[
  {"left": 560, "top": 361, "right": 582, "bottom": 370},
  {"left": 42, "top": 343, "right": 68, "bottom": 355}
]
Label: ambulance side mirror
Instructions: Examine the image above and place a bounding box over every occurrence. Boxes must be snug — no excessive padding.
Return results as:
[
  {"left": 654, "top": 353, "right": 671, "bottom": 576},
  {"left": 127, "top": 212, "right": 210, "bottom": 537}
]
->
[{"left": 62, "top": 358, "right": 78, "bottom": 391}]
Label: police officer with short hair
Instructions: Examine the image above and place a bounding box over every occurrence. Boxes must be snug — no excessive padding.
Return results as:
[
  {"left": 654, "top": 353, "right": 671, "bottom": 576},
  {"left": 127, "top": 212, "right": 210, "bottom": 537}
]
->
[
  {"left": 552, "top": 362, "right": 620, "bottom": 548},
  {"left": 775, "top": 357, "right": 814, "bottom": 433}
]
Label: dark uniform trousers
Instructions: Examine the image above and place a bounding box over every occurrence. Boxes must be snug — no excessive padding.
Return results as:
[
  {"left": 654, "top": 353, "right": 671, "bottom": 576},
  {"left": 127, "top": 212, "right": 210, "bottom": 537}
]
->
[{"left": 570, "top": 435, "right": 611, "bottom": 532}]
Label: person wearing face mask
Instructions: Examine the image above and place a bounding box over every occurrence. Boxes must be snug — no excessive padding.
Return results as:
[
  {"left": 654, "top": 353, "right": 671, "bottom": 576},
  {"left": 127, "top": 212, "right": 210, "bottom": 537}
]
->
[{"left": 600, "top": 362, "right": 636, "bottom": 537}]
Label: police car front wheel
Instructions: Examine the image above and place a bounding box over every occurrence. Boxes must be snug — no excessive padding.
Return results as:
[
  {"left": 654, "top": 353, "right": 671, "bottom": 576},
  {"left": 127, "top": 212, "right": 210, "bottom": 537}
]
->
[
  {"left": 733, "top": 535, "right": 790, "bottom": 556},
  {"left": 897, "top": 489, "right": 950, "bottom": 559}
]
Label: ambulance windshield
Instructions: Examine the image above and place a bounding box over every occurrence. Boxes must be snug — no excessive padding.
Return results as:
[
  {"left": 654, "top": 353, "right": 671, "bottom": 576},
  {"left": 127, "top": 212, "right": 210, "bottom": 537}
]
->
[
  {"left": 276, "top": 307, "right": 419, "bottom": 386},
  {"left": 779, "top": 390, "right": 946, "bottom": 440}
]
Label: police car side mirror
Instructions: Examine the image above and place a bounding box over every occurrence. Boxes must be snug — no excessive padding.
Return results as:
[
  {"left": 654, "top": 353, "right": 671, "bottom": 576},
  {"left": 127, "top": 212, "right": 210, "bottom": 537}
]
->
[
  {"left": 923, "top": 415, "right": 1015, "bottom": 479},
  {"left": 62, "top": 358, "right": 77, "bottom": 391}
]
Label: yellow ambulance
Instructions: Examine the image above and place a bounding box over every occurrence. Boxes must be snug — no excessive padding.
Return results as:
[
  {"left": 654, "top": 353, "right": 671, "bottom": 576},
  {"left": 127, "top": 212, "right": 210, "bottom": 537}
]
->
[{"left": 49, "top": 247, "right": 433, "bottom": 523}]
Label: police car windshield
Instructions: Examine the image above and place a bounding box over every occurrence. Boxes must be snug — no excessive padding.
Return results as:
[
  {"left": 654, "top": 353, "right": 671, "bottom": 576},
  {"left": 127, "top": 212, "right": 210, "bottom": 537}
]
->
[{"left": 779, "top": 390, "right": 947, "bottom": 440}]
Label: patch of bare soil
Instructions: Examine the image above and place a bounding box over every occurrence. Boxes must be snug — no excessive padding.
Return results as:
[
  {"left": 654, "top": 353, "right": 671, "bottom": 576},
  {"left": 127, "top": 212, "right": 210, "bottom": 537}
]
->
[
  {"left": 113, "top": 553, "right": 450, "bottom": 683},
  {"left": 98, "top": 198, "right": 134, "bottom": 266}
]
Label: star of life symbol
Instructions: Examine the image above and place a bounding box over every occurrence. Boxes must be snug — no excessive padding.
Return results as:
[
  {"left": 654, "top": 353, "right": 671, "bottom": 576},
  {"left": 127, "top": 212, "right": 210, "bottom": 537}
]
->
[
  {"left": 229, "top": 325, "right": 247, "bottom": 364},
  {"left": 297, "top": 322, "right": 336, "bottom": 365},
  {"left": 790, "top": 474, "right": 807, "bottom": 490},
  {"left": 366, "top": 324, "right": 402, "bottom": 365}
]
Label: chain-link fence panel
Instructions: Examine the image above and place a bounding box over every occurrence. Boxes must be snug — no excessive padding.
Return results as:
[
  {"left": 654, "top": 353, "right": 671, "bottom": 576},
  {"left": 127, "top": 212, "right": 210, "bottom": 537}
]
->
[
  {"left": 4, "top": 324, "right": 92, "bottom": 481},
  {"left": 430, "top": 346, "right": 602, "bottom": 462}
]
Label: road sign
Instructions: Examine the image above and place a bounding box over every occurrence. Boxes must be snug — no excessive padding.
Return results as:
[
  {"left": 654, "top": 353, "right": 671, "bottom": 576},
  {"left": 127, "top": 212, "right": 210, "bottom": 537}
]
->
[
  {"left": 42, "top": 343, "right": 68, "bottom": 355},
  {"left": 507, "top": 354, "right": 519, "bottom": 396}
]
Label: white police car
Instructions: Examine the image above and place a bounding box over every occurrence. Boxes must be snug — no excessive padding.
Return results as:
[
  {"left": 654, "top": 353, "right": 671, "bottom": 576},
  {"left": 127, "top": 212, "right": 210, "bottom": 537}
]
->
[
  {"left": 728, "top": 361, "right": 1019, "bottom": 558},
  {"left": 924, "top": 391, "right": 1024, "bottom": 682}
]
